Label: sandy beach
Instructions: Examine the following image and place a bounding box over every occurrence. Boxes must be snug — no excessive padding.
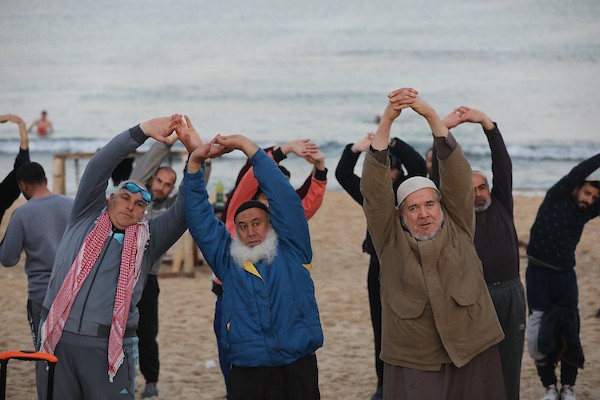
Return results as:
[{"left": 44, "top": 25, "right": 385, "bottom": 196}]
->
[{"left": 1, "top": 192, "right": 599, "bottom": 399}]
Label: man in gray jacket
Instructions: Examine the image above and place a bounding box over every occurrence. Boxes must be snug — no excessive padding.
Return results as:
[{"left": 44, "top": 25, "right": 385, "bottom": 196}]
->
[
  {"left": 36, "top": 116, "right": 188, "bottom": 400},
  {"left": 0, "top": 162, "right": 73, "bottom": 347}
]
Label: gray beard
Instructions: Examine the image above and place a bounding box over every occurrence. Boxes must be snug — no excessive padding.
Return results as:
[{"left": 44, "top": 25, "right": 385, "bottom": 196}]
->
[
  {"left": 401, "top": 209, "right": 445, "bottom": 241},
  {"left": 474, "top": 197, "right": 492, "bottom": 213},
  {"left": 230, "top": 227, "right": 279, "bottom": 266}
]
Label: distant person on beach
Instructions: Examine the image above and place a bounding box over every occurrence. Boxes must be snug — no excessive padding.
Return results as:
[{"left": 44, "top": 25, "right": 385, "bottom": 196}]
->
[
  {"left": 335, "top": 132, "right": 426, "bottom": 400},
  {"left": 174, "top": 116, "right": 323, "bottom": 400},
  {"left": 0, "top": 114, "right": 30, "bottom": 222},
  {"left": 425, "top": 147, "right": 433, "bottom": 176},
  {"left": 525, "top": 153, "right": 600, "bottom": 400},
  {"left": 0, "top": 162, "right": 73, "bottom": 347},
  {"left": 36, "top": 116, "right": 188, "bottom": 399},
  {"left": 360, "top": 88, "right": 505, "bottom": 400},
  {"left": 430, "top": 106, "right": 526, "bottom": 400},
  {"left": 28, "top": 110, "right": 53, "bottom": 137},
  {"left": 129, "top": 138, "right": 210, "bottom": 399}
]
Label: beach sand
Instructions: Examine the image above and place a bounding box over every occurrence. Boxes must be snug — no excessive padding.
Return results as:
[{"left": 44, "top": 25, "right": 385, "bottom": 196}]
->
[{"left": 1, "top": 192, "right": 599, "bottom": 399}]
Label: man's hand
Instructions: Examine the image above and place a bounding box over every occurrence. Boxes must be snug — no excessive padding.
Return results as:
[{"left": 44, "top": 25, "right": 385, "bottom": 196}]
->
[
  {"left": 443, "top": 108, "right": 463, "bottom": 129},
  {"left": 385, "top": 88, "right": 418, "bottom": 120},
  {"left": 372, "top": 88, "right": 417, "bottom": 151},
  {"left": 305, "top": 148, "right": 325, "bottom": 170},
  {"left": 171, "top": 115, "right": 225, "bottom": 172},
  {"left": 214, "top": 134, "right": 259, "bottom": 158},
  {"left": 172, "top": 115, "right": 202, "bottom": 152},
  {"left": 140, "top": 115, "right": 180, "bottom": 143},
  {"left": 409, "top": 95, "right": 437, "bottom": 118},
  {"left": 1, "top": 114, "right": 28, "bottom": 149},
  {"left": 455, "top": 106, "right": 494, "bottom": 131},
  {"left": 410, "top": 94, "right": 448, "bottom": 138},
  {"left": 443, "top": 106, "right": 494, "bottom": 131},
  {"left": 0, "top": 114, "right": 25, "bottom": 126},
  {"left": 279, "top": 139, "right": 318, "bottom": 157},
  {"left": 351, "top": 133, "right": 375, "bottom": 153}
]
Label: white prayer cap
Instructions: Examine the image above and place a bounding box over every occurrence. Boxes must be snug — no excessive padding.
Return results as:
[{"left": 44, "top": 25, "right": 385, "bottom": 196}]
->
[
  {"left": 586, "top": 172, "right": 600, "bottom": 183},
  {"left": 396, "top": 176, "right": 439, "bottom": 205}
]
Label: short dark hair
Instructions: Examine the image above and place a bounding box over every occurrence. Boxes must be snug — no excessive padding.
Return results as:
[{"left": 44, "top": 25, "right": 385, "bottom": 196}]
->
[
  {"left": 155, "top": 166, "right": 177, "bottom": 184},
  {"left": 16, "top": 162, "right": 46, "bottom": 184},
  {"left": 586, "top": 180, "right": 600, "bottom": 190},
  {"left": 577, "top": 180, "right": 600, "bottom": 191}
]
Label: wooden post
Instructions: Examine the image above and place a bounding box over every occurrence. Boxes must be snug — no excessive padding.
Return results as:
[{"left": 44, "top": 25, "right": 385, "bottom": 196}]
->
[{"left": 53, "top": 156, "right": 66, "bottom": 194}]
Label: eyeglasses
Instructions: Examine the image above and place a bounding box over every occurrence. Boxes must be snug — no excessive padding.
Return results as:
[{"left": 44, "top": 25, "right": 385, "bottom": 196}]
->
[{"left": 121, "top": 181, "right": 152, "bottom": 203}]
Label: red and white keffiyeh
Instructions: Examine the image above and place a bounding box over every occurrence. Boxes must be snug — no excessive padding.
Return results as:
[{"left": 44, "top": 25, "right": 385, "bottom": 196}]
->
[{"left": 40, "top": 210, "right": 150, "bottom": 382}]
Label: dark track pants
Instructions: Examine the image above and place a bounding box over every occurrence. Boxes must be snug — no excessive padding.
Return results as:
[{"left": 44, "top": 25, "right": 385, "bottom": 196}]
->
[
  {"left": 137, "top": 274, "right": 160, "bottom": 383},
  {"left": 488, "top": 278, "right": 526, "bottom": 400},
  {"left": 229, "top": 354, "right": 320, "bottom": 400}
]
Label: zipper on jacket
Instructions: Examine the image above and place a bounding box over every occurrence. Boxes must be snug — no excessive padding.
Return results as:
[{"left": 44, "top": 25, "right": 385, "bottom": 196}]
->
[
  {"left": 76, "top": 232, "right": 114, "bottom": 334},
  {"left": 261, "top": 277, "right": 283, "bottom": 355}
]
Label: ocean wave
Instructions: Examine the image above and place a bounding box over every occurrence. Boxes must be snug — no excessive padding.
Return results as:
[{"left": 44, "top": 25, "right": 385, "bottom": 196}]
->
[{"left": 1, "top": 137, "right": 598, "bottom": 163}]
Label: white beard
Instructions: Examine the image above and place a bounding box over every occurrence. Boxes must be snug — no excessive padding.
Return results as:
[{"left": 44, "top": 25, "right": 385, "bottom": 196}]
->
[{"left": 230, "top": 227, "right": 279, "bottom": 266}]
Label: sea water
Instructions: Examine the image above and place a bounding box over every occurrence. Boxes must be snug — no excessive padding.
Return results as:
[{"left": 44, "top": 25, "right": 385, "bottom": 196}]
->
[{"left": 1, "top": 0, "right": 599, "bottom": 196}]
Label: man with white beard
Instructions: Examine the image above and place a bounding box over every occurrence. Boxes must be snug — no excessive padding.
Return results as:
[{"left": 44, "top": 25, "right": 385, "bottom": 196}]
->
[{"left": 173, "top": 115, "right": 323, "bottom": 400}]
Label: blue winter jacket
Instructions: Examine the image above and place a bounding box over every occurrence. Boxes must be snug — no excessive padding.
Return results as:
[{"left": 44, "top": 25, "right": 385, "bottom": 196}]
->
[{"left": 184, "top": 149, "right": 323, "bottom": 367}]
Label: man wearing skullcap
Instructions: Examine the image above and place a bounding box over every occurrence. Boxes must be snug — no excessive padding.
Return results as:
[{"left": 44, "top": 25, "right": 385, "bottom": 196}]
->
[
  {"left": 360, "top": 88, "right": 505, "bottom": 400},
  {"left": 174, "top": 115, "right": 323, "bottom": 400}
]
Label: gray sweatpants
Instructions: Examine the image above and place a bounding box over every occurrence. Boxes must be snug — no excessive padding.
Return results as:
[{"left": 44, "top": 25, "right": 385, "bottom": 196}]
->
[
  {"left": 36, "top": 331, "right": 138, "bottom": 400},
  {"left": 489, "top": 278, "right": 527, "bottom": 400}
]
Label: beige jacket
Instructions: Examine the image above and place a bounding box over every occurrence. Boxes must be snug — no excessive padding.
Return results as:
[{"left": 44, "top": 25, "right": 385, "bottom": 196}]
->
[{"left": 360, "top": 134, "right": 504, "bottom": 371}]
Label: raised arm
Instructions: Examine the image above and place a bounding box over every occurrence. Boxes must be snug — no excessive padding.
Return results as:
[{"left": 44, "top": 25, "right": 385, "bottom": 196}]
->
[
  {"left": 0, "top": 115, "right": 30, "bottom": 222},
  {"left": 371, "top": 88, "right": 418, "bottom": 150},
  {"left": 419, "top": 101, "right": 473, "bottom": 235},
  {"left": 70, "top": 116, "right": 177, "bottom": 224},
  {"left": 174, "top": 115, "right": 230, "bottom": 174},
  {"left": 445, "top": 106, "right": 513, "bottom": 210},
  {"left": 335, "top": 133, "right": 374, "bottom": 205},
  {"left": 485, "top": 123, "right": 513, "bottom": 213},
  {"left": 277, "top": 139, "right": 318, "bottom": 158},
  {"left": 302, "top": 148, "right": 327, "bottom": 220},
  {"left": 361, "top": 90, "right": 414, "bottom": 254},
  {"left": 546, "top": 153, "right": 600, "bottom": 200}
]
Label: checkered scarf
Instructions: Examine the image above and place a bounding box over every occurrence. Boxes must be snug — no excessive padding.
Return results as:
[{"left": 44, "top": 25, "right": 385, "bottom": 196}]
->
[{"left": 40, "top": 210, "right": 150, "bottom": 382}]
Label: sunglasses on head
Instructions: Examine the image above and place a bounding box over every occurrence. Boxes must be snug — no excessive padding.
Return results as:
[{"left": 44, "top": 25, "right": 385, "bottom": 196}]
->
[{"left": 121, "top": 181, "right": 152, "bottom": 203}]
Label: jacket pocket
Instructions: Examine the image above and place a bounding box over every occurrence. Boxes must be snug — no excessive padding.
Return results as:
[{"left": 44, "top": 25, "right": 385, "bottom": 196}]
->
[
  {"left": 450, "top": 277, "right": 483, "bottom": 321},
  {"left": 450, "top": 284, "right": 482, "bottom": 306},
  {"left": 387, "top": 292, "right": 427, "bottom": 319}
]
